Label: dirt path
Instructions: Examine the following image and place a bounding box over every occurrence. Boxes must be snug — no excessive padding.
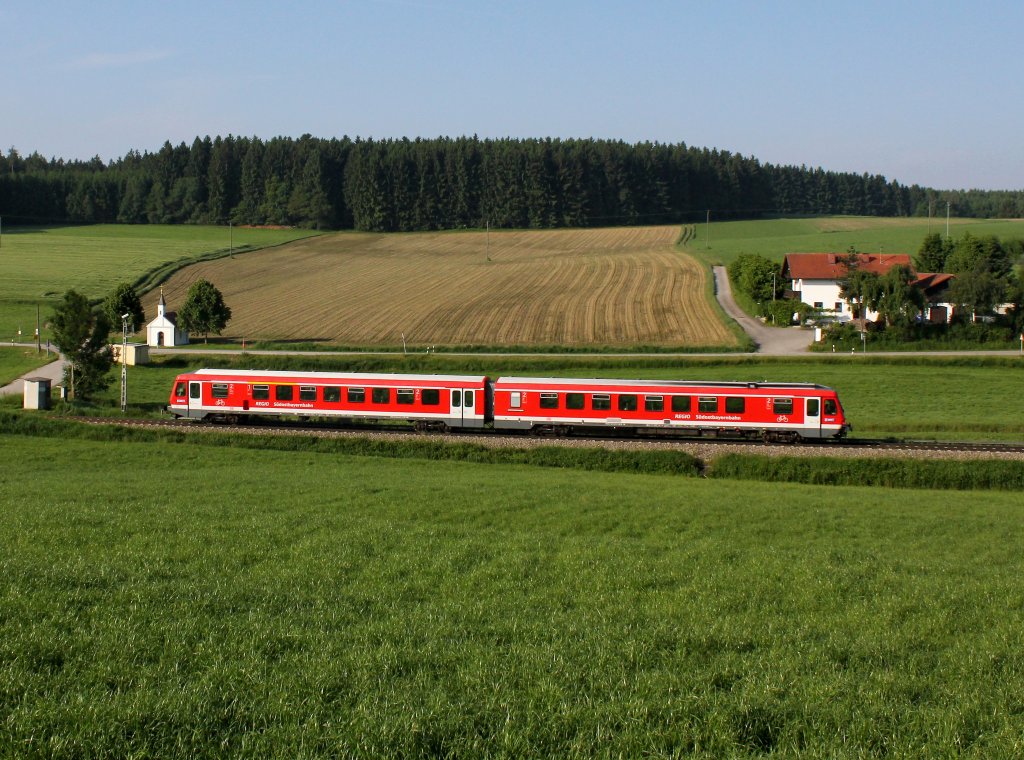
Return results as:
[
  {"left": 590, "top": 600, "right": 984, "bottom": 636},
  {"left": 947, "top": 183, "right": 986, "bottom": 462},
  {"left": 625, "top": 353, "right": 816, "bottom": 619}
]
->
[{"left": 711, "top": 266, "right": 812, "bottom": 355}]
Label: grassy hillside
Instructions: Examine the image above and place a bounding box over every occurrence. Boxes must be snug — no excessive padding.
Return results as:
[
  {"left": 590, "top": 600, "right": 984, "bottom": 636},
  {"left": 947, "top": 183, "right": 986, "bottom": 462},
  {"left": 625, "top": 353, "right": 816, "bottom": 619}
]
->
[
  {"left": 2, "top": 434, "right": 1023, "bottom": 757},
  {"left": 0, "top": 225, "right": 319, "bottom": 342},
  {"left": 686, "top": 216, "right": 1024, "bottom": 267}
]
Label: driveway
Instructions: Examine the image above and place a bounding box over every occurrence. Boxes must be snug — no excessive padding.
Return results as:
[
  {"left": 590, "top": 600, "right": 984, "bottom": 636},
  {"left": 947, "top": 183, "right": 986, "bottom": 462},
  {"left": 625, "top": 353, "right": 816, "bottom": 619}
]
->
[
  {"left": 0, "top": 355, "right": 66, "bottom": 398},
  {"left": 712, "top": 266, "right": 812, "bottom": 355}
]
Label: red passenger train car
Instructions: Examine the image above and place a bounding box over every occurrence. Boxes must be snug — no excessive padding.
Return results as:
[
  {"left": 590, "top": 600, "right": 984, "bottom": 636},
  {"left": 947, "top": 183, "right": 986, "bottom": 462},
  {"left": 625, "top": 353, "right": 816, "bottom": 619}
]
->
[
  {"left": 168, "top": 370, "right": 850, "bottom": 441},
  {"left": 168, "top": 369, "right": 489, "bottom": 429},
  {"left": 491, "top": 377, "right": 848, "bottom": 441}
]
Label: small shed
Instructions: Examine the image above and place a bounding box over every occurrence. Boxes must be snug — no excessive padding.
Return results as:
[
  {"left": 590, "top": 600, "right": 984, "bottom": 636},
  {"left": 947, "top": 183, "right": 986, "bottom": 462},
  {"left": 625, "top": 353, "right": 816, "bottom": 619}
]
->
[
  {"left": 111, "top": 342, "right": 150, "bottom": 366},
  {"left": 23, "top": 378, "right": 51, "bottom": 410}
]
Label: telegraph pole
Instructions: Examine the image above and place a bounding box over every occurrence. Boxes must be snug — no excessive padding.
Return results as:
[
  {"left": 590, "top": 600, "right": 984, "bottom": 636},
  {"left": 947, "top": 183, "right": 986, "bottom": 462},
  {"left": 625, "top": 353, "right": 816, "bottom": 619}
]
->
[{"left": 120, "top": 314, "right": 129, "bottom": 413}]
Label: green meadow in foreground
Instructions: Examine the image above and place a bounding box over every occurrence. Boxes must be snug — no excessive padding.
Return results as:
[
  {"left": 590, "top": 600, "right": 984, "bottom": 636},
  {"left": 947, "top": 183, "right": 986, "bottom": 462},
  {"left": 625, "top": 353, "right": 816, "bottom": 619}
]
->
[{"left": 2, "top": 435, "right": 1023, "bottom": 758}]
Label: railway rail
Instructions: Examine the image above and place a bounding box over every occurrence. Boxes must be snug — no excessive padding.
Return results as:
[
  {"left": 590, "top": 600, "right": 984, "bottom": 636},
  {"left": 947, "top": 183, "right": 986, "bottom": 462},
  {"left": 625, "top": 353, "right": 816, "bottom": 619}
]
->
[{"left": 74, "top": 415, "right": 1024, "bottom": 459}]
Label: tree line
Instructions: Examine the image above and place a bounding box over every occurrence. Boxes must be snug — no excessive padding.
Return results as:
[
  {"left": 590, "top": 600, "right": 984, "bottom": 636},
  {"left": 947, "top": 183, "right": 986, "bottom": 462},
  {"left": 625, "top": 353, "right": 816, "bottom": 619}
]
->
[{"left": 4, "top": 136, "right": 1023, "bottom": 231}]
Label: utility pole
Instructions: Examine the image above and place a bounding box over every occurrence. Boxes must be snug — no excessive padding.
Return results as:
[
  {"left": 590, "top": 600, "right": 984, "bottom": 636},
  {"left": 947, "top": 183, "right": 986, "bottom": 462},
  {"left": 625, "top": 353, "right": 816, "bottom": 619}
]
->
[
  {"left": 120, "top": 314, "right": 129, "bottom": 413},
  {"left": 946, "top": 201, "right": 950, "bottom": 238},
  {"left": 35, "top": 304, "right": 40, "bottom": 353}
]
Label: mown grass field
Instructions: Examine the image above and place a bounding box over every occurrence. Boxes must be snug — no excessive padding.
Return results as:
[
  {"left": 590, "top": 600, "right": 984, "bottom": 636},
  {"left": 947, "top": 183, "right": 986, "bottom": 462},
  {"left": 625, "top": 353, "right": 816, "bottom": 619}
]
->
[
  {"left": 2, "top": 434, "right": 1023, "bottom": 757},
  {"left": 147, "top": 226, "right": 738, "bottom": 350},
  {"left": 0, "top": 225, "right": 319, "bottom": 342},
  {"left": 686, "top": 216, "right": 1024, "bottom": 267}
]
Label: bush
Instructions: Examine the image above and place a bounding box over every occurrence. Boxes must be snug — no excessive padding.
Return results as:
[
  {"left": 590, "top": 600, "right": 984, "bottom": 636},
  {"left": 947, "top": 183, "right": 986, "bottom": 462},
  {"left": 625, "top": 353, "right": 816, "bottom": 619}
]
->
[{"left": 708, "top": 453, "right": 1024, "bottom": 491}]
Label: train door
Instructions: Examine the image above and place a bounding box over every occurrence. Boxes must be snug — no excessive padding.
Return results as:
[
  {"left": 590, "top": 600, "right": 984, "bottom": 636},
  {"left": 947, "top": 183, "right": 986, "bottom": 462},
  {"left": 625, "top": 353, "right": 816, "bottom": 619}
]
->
[
  {"left": 806, "top": 397, "right": 822, "bottom": 437},
  {"left": 188, "top": 381, "right": 202, "bottom": 417},
  {"left": 450, "top": 388, "right": 464, "bottom": 428}
]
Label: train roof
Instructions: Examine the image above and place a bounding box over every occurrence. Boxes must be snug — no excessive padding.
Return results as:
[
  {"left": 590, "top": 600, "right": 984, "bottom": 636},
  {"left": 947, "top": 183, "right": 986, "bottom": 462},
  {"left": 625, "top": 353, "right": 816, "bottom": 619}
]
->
[
  {"left": 186, "top": 369, "right": 488, "bottom": 383},
  {"left": 493, "top": 377, "right": 835, "bottom": 391}
]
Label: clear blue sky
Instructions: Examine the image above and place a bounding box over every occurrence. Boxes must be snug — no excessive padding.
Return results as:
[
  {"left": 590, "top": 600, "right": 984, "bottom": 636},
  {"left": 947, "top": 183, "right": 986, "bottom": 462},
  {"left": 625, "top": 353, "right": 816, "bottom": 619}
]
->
[{"left": 2, "top": 0, "right": 1021, "bottom": 190}]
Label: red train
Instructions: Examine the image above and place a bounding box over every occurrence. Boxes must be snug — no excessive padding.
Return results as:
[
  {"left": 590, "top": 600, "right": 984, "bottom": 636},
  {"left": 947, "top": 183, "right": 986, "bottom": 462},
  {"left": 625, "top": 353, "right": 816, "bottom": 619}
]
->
[{"left": 168, "top": 369, "right": 850, "bottom": 441}]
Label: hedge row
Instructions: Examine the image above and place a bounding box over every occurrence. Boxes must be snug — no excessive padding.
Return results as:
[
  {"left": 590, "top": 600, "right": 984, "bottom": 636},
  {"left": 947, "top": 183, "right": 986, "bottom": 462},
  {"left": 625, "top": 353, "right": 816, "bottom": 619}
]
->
[
  {"left": 0, "top": 412, "right": 701, "bottom": 477},
  {"left": 707, "top": 453, "right": 1024, "bottom": 492},
  {"left": 3, "top": 412, "right": 1021, "bottom": 490}
]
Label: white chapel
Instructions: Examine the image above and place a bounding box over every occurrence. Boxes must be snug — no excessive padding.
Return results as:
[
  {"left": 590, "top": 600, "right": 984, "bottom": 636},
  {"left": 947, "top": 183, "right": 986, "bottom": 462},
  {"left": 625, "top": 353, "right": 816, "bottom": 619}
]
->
[{"left": 146, "top": 288, "right": 189, "bottom": 347}]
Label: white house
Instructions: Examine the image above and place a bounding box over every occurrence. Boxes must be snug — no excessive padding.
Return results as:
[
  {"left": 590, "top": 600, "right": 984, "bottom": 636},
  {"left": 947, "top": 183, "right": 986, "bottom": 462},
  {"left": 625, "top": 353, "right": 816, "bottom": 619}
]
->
[{"left": 146, "top": 288, "right": 189, "bottom": 347}]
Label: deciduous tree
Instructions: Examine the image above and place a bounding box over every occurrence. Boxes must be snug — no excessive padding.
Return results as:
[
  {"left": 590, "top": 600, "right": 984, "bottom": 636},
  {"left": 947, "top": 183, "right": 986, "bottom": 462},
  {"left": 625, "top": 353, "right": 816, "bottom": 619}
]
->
[
  {"left": 51, "top": 289, "right": 113, "bottom": 401},
  {"left": 178, "top": 279, "right": 232, "bottom": 343},
  {"left": 102, "top": 283, "right": 145, "bottom": 333}
]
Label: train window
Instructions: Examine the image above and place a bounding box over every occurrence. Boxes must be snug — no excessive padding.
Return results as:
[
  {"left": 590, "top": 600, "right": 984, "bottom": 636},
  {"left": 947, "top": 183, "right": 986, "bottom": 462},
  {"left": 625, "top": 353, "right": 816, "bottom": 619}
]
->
[
  {"left": 698, "top": 396, "right": 718, "bottom": 412},
  {"left": 253, "top": 385, "right": 270, "bottom": 400},
  {"left": 397, "top": 389, "right": 415, "bottom": 405},
  {"left": 372, "top": 388, "right": 391, "bottom": 404},
  {"left": 347, "top": 387, "right": 365, "bottom": 403},
  {"left": 540, "top": 393, "right": 559, "bottom": 409},
  {"left": 566, "top": 393, "right": 585, "bottom": 410},
  {"left": 592, "top": 394, "right": 611, "bottom": 411},
  {"left": 422, "top": 389, "right": 439, "bottom": 405},
  {"left": 299, "top": 386, "right": 317, "bottom": 401},
  {"left": 806, "top": 398, "right": 820, "bottom": 416},
  {"left": 323, "top": 386, "right": 341, "bottom": 403},
  {"left": 725, "top": 397, "right": 745, "bottom": 413},
  {"left": 276, "top": 385, "right": 294, "bottom": 401},
  {"left": 212, "top": 383, "right": 229, "bottom": 399},
  {"left": 773, "top": 398, "right": 793, "bottom": 414},
  {"left": 618, "top": 394, "right": 637, "bottom": 412},
  {"left": 671, "top": 396, "right": 690, "bottom": 412},
  {"left": 174, "top": 382, "right": 186, "bottom": 397},
  {"left": 190, "top": 383, "right": 200, "bottom": 399},
  {"left": 508, "top": 392, "right": 520, "bottom": 408},
  {"left": 465, "top": 391, "right": 474, "bottom": 408},
  {"left": 824, "top": 399, "right": 837, "bottom": 415},
  {"left": 644, "top": 395, "right": 663, "bottom": 412}
]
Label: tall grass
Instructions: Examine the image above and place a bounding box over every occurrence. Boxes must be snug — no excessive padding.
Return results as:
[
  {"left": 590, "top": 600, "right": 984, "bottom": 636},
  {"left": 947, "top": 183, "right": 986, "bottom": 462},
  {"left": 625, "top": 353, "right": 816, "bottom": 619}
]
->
[{"left": 2, "top": 435, "right": 1024, "bottom": 757}]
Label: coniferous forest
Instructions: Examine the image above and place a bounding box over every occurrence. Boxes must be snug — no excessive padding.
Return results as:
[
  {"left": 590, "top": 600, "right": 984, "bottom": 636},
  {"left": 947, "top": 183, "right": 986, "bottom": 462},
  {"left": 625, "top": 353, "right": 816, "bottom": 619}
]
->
[{"left": 1, "top": 135, "right": 1022, "bottom": 231}]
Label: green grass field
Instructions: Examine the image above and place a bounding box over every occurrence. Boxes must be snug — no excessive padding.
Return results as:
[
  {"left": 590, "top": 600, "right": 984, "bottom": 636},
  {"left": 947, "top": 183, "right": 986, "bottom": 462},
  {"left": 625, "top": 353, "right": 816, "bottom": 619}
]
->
[
  {"left": 2, "top": 434, "right": 1023, "bottom": 757},
  {"left": 73, "top": 353, "right": 1024, "bottom": 441},
  {"left": 0, "top": 225, "right": 319, "bottom": 342},
  {"left": 685, "top": 216, "right": 1024, "bottom": 267}
]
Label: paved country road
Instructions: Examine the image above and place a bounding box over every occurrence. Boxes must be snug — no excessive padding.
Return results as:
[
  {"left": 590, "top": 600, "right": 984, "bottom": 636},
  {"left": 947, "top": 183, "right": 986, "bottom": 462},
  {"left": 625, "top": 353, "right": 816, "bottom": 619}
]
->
[{"left": 711, "top": 265, "right": 813, "bottom": 355}]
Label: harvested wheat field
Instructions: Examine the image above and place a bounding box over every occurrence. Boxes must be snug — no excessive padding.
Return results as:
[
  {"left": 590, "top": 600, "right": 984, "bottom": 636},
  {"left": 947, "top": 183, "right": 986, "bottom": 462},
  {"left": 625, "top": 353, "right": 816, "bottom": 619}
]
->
[{"left": 146, "top": 226, "right": 736, "bottom": 348}]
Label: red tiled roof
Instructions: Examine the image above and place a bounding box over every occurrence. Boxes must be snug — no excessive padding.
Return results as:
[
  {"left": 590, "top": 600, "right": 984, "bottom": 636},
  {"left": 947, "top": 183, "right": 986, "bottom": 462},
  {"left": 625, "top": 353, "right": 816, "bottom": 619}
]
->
[
  {"left": 913, "top": 272, "right": 955, "bottom": 295},
  {"left": 782, "top": 253, "right": 912, "bottom": 280}
]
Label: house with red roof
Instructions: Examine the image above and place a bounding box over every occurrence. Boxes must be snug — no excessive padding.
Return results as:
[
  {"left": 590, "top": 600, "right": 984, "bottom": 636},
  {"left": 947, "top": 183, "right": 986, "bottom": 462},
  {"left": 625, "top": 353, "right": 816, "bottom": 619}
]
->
[{"left": 781, "top": 253, "right": 954, "bottom": 323}]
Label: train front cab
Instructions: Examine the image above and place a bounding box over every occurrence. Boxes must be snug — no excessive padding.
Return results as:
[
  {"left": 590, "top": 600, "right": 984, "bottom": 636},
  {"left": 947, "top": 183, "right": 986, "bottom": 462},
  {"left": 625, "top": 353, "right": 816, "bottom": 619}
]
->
[
  {"left": 168, "top": 375, "right": 206, "bottom": 420},
  {"left": 813, "top": 391, "right": 850, "bottom": 440}
]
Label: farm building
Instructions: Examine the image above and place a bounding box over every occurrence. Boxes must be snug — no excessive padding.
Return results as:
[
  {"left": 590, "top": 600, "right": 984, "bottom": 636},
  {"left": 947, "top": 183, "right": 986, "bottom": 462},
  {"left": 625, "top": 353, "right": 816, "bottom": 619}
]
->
[
  {"left": 781, "top": 253, "right": 955, "bottom": 323},
  {"left": 146, "top": 288, "right": 189, "bottom": 347}
]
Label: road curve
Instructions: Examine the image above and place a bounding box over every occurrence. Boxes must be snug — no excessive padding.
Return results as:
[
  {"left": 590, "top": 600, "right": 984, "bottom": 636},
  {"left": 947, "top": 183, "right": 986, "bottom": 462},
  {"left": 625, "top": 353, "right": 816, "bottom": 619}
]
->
[{"left": 711, "top": 265, "right": 813, "bottom": 355}]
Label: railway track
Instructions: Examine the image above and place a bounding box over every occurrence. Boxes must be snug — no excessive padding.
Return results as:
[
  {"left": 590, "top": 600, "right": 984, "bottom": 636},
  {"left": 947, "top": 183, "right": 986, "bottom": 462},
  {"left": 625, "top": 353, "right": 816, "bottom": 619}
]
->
[{"left": 72, "top": 415, "right": 1024, "bottom": 458}]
